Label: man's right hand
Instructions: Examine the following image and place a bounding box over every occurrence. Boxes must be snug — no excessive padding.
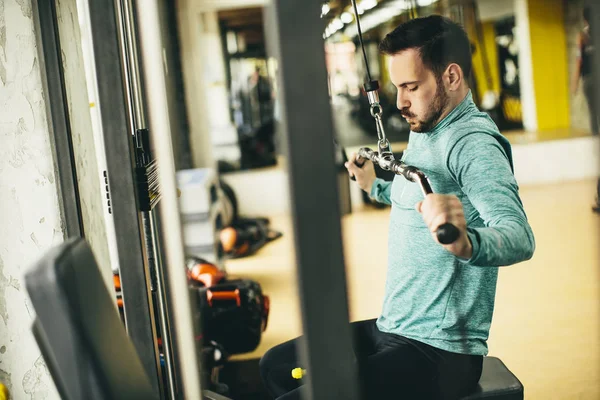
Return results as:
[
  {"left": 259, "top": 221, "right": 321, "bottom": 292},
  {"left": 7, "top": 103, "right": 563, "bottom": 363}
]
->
[{"left": 345, "top": 152, "right": 376, "bottom": 193}]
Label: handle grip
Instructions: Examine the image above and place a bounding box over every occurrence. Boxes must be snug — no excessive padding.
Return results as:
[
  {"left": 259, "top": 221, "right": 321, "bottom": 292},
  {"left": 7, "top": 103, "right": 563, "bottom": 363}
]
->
[
  {"left": 349, "top": 157, "right": 365, "bottom": 181},
  {"left": 352, "top": 146, "right": 460, "bottom": 245},
  {"left": 436, "top": 223, "right": 460, "bottom": 245},
  {"left": 206, "top": 289, "right": 241, "bottom": 306}
]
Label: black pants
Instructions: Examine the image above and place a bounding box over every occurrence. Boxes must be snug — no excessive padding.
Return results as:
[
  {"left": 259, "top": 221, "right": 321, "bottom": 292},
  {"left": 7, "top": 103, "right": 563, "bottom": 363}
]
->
[
  {"left": 259, "top": 319, "right": 483, "bottom": 400},
  {"left": 583, "top": 75, "right": 599, "bottom": 135}
]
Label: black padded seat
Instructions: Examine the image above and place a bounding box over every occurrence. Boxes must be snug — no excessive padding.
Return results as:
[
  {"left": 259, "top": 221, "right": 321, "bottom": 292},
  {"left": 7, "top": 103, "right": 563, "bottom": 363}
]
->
[
  {"left": 25, "top": 238, "right": 233, "bottom": 400},
  {"left": 461, "top": 357, "right": 524, "bottom": 400}
]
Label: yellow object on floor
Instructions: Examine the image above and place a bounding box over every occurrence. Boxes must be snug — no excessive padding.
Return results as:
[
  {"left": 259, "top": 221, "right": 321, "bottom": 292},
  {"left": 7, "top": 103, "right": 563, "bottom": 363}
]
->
[
  {"left": 0, "top": 383, "right": 9, "bottom": 400},
  {"left": 291, "top": 368, "right": 306, "bottom": 380}
]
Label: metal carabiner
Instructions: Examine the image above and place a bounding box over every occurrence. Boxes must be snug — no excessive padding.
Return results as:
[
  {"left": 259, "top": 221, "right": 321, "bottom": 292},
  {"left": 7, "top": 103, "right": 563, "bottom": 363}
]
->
[
  {"left": 373, "top": 114, "right": 395, "bottom": 168},
  {"left": 369, "top": 102, "right": 383, "bottom": 119}
]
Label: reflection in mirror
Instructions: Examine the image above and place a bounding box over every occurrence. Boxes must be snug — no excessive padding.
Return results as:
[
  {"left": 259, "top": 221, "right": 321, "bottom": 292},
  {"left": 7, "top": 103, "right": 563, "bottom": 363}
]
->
[{"left": 171, "top": 0, "right": 600, "bottom": 398}]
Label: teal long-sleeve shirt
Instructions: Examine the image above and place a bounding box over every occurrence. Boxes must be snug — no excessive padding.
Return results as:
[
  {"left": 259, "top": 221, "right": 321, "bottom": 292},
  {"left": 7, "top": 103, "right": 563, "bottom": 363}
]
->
[{"left": 370, "top": 91, "right": 535, "bottom": 355}]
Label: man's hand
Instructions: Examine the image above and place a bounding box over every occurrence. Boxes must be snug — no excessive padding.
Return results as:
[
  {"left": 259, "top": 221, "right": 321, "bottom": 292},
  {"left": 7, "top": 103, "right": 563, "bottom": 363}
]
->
[
  {"left": 416, "top": 194, "right": 473, "bottom": 259},
  {"left": 345, "top": 152, "right": 376, "bottom": 193}
]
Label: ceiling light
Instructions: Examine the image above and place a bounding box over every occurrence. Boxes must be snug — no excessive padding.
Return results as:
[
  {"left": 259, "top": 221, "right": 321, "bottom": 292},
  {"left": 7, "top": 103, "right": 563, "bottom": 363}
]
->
[
  {"left": 361, "top": 0, "right": 378, "bottom": 11},
  {"left": 345, "top": 0, "right": 440, "bottom": 37},
  {"left": 331, "top": 17, "right": 344, "bottom": 31},
  {"left": 341, "top": 12, "right": 354, "bottom": 24}
]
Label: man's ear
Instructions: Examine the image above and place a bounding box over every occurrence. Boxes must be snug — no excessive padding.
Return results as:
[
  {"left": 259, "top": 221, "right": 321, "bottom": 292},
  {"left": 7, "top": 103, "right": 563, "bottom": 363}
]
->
[{"left": 445, "top": 63, "right": 463, "bottom": 91}]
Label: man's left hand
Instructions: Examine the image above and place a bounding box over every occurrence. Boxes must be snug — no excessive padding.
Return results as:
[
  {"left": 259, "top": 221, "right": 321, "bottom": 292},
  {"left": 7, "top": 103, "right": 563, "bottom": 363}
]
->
[{"left": 416, "top": 194, "right": 473, "bottom": 259}]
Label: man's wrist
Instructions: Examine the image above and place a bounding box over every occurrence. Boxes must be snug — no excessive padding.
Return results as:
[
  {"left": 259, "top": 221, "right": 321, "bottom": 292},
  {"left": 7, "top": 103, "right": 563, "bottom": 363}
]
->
[
  {"left": 365, "top": 178, "right": 377, "bottom": 195},
  {"left": 456, "top": 233, "right": 473, "bottom": 259}
]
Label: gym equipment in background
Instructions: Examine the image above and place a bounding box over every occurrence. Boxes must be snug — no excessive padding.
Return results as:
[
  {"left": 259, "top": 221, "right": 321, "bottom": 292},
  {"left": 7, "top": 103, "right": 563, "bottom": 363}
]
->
[
  {"left": 177, "top": 167, "right": 282, "bottom": 262},
  {"left": 25, "top": 238, "right": 161, "bottom": 400},
  {"left": 471, "top": 0, "right": 500, "bottom": 114},
  {"left": 25, "top": 238, "right": 232, "bottom": 399},
  {"left": 184, "top": 255, "right": 270, "bottom": 395},
  {"left": 187, "top": 256, "right": 270, "bottom": 356},
  {"left": 113, "top": 273, "right": 125, "bottom": 322},
  {"left": 288, "top": 357, "right": 524, "bottom": 400},
  {"left": 114, "top": 253, "right": 270, "bottom": 395},
  {"left": 218, "top": 179, "right": 238, "bottom": 227},
  {"left": 238, "top": 120, "right": 278, "bottom": 170},
  {"left": 220, "top": 217, "right": 283, "bottom": 259},
  {"left": 177, "top": 168, "right": 228, "bottom": 269},
  {"left": 187, "top": 257, "right": 227, "bottom": 287}
]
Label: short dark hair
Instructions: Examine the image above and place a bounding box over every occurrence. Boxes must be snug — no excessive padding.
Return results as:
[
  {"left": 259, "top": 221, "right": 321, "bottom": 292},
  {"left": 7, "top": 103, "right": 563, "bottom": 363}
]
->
[
  {"left": 583, "top": 6, "right": 591, "bottom": 24},
  {"left": 379, "top": 15, "right": 472, "bottom": 80}
]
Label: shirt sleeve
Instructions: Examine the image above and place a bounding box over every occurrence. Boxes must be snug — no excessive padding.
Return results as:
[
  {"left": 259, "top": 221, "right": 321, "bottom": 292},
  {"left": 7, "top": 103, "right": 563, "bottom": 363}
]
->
[
  {"left": 446, "top": 133, "right": 536, "bottom": 266},
  {"left": 370, "top": 178, "right": 393, "bottom": 205}
]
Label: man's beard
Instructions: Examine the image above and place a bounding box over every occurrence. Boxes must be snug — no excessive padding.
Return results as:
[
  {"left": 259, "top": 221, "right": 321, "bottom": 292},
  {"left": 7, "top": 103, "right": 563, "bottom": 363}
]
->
[{"left": 401, "top": 78, "right": 449, "bottom": 133}]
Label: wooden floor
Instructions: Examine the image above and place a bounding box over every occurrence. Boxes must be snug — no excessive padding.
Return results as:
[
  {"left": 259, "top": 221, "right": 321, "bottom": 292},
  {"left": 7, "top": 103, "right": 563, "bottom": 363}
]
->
[{"left": 225, "top": 178, "right": 600, "bottom": 400}]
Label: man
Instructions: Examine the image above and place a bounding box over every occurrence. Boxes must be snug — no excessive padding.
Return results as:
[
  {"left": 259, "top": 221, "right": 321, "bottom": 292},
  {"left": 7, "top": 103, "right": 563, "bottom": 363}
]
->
[
  {"left": 573, "top": 6, "right": 598, "bottom": 136},
  {"left": 260, "top": 15, "right": 535, "bottom": 400},
  {"left": 571, "top": 7, "right": 600, "bottom": 213}
]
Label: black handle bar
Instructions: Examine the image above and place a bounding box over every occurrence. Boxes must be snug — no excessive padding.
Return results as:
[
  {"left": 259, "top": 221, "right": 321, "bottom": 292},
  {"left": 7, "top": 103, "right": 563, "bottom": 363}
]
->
[{"left": 356, "top": 148, "right": 460, "bottom": 245}]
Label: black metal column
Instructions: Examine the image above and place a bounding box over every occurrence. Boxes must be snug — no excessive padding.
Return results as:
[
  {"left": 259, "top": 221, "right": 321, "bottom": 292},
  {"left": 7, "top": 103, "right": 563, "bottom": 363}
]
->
[
  {"left": 31, "top": 0, "right": 84, "bottom": 239},
  {"left": 116, "top": 0, "right": 178, "bottom": 397},
  {"left": 133, "top": 0, "right": 204, "bottom": 398},
  {"left": 85, "top": 0, "right": 163, "bottom": 394},
  {"left": 264, "top": 2, "right": 360, "bottom": 399},
  {"left": 590, "top": 1, "right": 600, "bottom": 126}
]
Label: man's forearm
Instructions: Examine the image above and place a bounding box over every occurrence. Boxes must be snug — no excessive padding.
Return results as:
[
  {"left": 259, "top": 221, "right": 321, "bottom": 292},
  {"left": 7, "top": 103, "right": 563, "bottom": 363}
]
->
[{"left": 464, "top": 219, "right": 535, "bottom": 267}]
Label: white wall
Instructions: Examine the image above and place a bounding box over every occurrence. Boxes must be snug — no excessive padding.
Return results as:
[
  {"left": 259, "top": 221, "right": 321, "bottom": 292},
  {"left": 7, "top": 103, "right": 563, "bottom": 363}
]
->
[
  {"left": 198, "top": 11, "right": 240, "bottom": 161},
  {"left": 514, "top": 0, "right": 538, "bottom": 131},
  {"left": 0, "top": 0, "right": 62, "bottom": 398},
  {"left": 222, "top": 167, "right": 291, "bottom": 216},
  {"left": 512, "top": 136, "right": 600, "bottom": 185},
  {"left": 477, "top": 0, "right": 515, "bottom": 22},
  {"left": 192, "top": 0, "right": 266, "bottom": 11},
  {"left": 177, "top": 1, "right": 216, "bottom": 169}
]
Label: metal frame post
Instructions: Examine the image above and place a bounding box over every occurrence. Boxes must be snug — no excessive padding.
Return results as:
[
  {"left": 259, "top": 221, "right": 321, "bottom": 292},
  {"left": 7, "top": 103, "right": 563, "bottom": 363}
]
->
[
  {"left": 264, "top": 1, "right": 361, "bottom": 399},
  {"left": 115, "top": 0, "right": 179, "bottom": 397},
  {"left": 134, "top": 1, "right": 205, "bottom": 399},
  {"left": 84, "top": 0, "right": 163, "bottom": 394},
  {"left": 31, "top": 0, "right": 84, "bottom": 239},
  {"left": 590, "top": 1, "right": 600, "bottom": 126}
]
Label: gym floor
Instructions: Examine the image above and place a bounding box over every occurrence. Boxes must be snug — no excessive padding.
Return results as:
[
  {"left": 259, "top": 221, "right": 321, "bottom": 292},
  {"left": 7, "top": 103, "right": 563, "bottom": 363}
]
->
[{"left": 226, "top": 178, "right": 600, "bottom": 399}]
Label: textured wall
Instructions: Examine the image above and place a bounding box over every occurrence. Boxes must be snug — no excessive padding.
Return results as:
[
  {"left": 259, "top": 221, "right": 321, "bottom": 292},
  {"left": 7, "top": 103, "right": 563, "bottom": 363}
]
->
[
  {"left": 565, "top": 0, "right": 592, "bottom": 132},
  {"left": 54, "top": 0, "right": 115, "bottom": 295},
  {"left": 0, "top": 0, "right": 62, "bottom": 398}
]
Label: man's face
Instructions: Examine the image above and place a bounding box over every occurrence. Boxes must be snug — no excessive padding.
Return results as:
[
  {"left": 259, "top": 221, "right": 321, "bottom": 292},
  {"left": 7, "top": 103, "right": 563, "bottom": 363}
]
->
[{"left": 388, "top": 49, "right": 449, "bottom": 133}]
